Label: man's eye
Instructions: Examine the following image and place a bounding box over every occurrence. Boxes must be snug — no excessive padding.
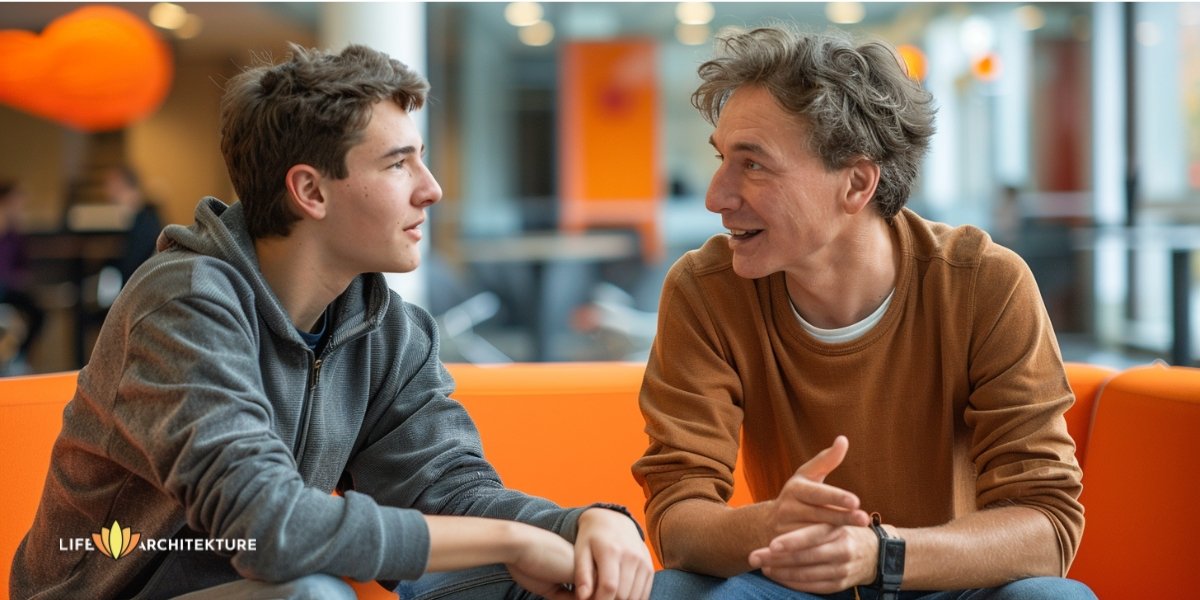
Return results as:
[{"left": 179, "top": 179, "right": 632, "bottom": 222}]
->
[{"left": 746, "top": 160, "right": 762, "bottom": 171}]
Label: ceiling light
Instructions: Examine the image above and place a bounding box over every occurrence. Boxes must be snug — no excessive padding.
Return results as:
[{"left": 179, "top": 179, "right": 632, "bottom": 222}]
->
[
  {"left": 825, "top": 2, "right": 865, "bottom": 25},
  {"left": 148, "top": 2, "right": 187, "bottom": 30},
  {"left": 676, "top": 2, "right": 714, "bottom": 26},
  {"left": 505, "top": 2, "right": 544, "bottom": 28}
]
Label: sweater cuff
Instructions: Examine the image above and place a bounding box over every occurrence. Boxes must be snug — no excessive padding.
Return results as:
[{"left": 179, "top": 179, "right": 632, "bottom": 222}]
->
[
  {"left": 374, "top": 503, "right": 430, "bottom": 582},
  {"left": 582, "top": 502, "right": 646, "bottom": 540}
]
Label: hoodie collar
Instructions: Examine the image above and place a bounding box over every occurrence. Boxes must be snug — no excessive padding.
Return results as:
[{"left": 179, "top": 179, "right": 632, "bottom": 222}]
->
[{"left": 160, "top": 197, "right": 390, "bottom": 348}]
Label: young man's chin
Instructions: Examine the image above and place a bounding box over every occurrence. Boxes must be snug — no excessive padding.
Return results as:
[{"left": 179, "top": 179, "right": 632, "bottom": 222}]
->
[{"left": 385, "top": 256, "right": 421, "bottom": 274}]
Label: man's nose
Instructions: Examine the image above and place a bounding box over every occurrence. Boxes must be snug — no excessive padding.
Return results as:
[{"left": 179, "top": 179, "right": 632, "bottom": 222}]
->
[{"left": 705, "top": 166, "right": 738, "bottom": 214}]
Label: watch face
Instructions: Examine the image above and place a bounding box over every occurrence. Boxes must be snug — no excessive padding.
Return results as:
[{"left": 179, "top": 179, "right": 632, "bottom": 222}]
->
[{"left": 881, "top": 538, "right": 905, "bottom": 586}]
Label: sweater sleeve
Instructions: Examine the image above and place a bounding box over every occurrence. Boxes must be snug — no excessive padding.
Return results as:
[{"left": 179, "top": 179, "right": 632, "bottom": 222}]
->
[
  {"left": 631, "top": 255, "right": 746, "bottom": 561},
  {"left": 343, "top": 303, "right": 585, "bottom": 542},
  {"left": 109, "top": 284, "right": 432, "bottom": 583},
  {"left": 965, "top": 246, "right": 1085, "bottom": 574}
]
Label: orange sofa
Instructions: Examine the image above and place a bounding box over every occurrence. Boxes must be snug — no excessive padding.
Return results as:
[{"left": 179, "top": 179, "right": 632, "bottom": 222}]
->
[{"left": 2, "top": 361, "right": 1197, "bottom": 599}]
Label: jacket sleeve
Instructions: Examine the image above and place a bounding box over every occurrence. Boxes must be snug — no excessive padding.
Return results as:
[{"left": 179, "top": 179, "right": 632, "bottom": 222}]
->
[
  {"left": 107, "top": 276, "right": 432, "bottom": 583},
  {"left": 342, "top": 302, "right": 586, "bottom": 541},
  {"left": 630, "top": 256, "right": 745, "bottom": 560},
  {"left": 965, "top": 246, "right": 1085, "bottom": 574}
]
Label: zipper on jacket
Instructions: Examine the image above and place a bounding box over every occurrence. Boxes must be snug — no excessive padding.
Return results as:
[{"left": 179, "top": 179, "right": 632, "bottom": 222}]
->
[
  {"left": 293, "top": 355, "right": 323, "bottom": 461},
  {"left": 309, "top": 357, "right": 323, "bottom": 392}
]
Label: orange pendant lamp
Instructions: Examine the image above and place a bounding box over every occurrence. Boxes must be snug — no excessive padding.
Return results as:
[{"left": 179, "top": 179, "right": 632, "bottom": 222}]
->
[{"left": 0, "top": 5, "right": 173, "bottom": 132}]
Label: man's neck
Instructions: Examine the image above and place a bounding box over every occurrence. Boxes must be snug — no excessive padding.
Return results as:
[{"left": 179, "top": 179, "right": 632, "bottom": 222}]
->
[
  {"left": 784, "top": 216, "right": 899, "bottom": 330},
  {"left": 254, "top": 232, "right": 351, "bottom": 333}
]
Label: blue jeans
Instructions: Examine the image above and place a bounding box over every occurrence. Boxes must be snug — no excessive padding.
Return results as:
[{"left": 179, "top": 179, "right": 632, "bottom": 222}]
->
[
  {"left": 170, "top": 573, "right": 357, "bottom": 599},
  {"left": 650, "top": 570, "right": 1096, "bottom": 600},
  {"left": 396, "top": 564, "right": 541, "bottom": 600}
]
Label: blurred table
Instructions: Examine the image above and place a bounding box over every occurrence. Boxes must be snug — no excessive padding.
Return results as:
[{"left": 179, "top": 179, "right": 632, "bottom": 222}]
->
[
  {"left": 25, "top": 230, "right": 128, "bottom": 368},
  {"left": 461, "top": 231, "right": 636, "bottom": 264},
  {"left": 461, "top": 231, "right": 638, "bottom": 361},
  {"left": 1076, "top": 225, "right": 1200, "bottom": 366}
]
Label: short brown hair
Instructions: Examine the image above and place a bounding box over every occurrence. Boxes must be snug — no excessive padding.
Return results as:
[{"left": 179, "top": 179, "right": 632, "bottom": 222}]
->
[
  {"left": 220, "top": 43, "right": 429, "bottom": 238},
  {"left": 693, "top": 25, "right": 936, "bottom": 219}
]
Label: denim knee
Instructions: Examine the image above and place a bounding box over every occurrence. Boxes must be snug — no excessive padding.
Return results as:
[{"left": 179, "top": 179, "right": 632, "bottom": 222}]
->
[
  {"left": 984, "top": 577, "right": 1096, "bottom": 600},
  {"left": 650, "top": 569, "right": 724, "bottom": 599},
  {"left": 287, "top": 573, "right": 358, "bottom": 600},
  {"left": 651, "top": 569, "right": 835, "bottom": 600}
]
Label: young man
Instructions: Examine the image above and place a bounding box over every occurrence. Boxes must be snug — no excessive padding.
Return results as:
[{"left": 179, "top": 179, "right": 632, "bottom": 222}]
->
[
  {"left": 11, "top": 44, "right": 651, "bottom": 600},
  {"left": 633, "top": 26, "right": 1094, "bottom": 599}
]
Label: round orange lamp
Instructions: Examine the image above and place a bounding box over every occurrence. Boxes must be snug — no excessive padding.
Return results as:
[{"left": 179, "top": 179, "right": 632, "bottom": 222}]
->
[
  {"left": 0, "top": 5, "right": 174, "bottom": 131},
  {"left": 896, "top": 44, "right": 928, "bottom": 82}
]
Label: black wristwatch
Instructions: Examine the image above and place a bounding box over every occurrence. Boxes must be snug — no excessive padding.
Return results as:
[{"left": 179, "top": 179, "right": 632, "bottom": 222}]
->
[{"left": 870, "top": 512, "right": 905, "bottom": 600}]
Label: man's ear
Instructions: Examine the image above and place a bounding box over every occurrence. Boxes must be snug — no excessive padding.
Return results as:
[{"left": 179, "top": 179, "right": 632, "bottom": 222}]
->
[
  {"left": 284, "top": 164, "right": 327, "bottom": 220},
  {"left": 842, "top": 157, "right": 881, "bottom": 215}
]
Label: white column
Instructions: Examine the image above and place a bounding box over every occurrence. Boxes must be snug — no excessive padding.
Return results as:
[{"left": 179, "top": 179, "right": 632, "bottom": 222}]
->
[
  {"left": 1091, "top": 2, "right": 1128, "bottom": 346},
  {"left": 319, "top": 3, "right": 431, "bottom": 308}
]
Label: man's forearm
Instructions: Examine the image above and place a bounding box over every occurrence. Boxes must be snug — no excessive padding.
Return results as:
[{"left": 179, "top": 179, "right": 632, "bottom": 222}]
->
[
  {"left": 894, "top": 506, "right": 1062, "bottom": 590},
  {"left": 657, "top": 499, "right": 776, "bottom": 577}
]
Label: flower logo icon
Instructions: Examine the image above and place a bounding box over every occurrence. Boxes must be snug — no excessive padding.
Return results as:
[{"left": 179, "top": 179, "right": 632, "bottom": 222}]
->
[{"left": 92, "top": 520, "right": 140, "bottom": 559}]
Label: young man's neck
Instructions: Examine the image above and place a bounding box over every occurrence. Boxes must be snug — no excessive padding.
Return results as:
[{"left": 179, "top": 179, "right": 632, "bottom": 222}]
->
[
  {"left": 254, "top": 233, "right": 353, "bottom": 333},
  {"left": 784, "top": 215, "right": 898, "bottom": 330}
]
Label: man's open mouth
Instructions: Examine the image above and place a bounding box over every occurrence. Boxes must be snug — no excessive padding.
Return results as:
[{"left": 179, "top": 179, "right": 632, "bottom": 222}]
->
[{"left": 729, "top": 229, "right": 763, "bottom": 241}]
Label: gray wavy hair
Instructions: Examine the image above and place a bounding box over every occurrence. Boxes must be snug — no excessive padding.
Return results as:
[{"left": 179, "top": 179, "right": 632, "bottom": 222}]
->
[{"left": 693, "top": 25, "right": 936, "bottom": 219}]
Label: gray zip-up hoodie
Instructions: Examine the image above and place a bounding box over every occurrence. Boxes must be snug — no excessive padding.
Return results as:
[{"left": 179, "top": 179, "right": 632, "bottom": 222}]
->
[{"left": 11, "top": 198, "right": 584, "bottom": 599}]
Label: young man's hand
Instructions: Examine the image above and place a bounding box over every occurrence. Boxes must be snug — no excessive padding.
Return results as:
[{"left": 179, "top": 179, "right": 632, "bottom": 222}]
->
[
  {"left": 504, "top": 522, "right": 578, "bottom": 600},
  {"left": 572, "top": 507, "right": 654, "bottom": 600}
]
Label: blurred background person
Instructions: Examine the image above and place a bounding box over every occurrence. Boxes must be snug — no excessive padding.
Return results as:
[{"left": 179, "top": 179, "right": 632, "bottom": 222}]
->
[
  {"left": 102, "top": 165, "right": 163, "bottom": 285},
  {"left": 0, "top": 180, "right": 44, "bottom": 374}
]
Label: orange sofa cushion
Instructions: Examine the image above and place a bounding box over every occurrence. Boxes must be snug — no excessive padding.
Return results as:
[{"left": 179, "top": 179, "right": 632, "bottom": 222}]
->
[{"left": 1067, "top": 363, "right": 1200, "bottom": 597}]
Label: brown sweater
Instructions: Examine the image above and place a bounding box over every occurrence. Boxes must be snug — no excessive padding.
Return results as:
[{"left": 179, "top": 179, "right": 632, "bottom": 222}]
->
[{"left": 632, "top": 209, "right": 1084, "bottom": 574}]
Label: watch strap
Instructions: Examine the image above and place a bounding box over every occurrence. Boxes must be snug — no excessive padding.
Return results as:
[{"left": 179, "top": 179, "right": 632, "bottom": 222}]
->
[{"left": 870, "top": 512, "right": 904, "bottom": 600}]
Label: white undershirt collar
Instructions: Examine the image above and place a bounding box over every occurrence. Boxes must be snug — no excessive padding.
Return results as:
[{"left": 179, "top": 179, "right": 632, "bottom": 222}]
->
[{"left": 791, "top": 289, "right": 895, "bottom": 344}]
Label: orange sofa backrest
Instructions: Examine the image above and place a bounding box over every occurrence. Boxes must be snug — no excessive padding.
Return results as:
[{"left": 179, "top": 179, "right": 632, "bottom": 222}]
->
[
  {"left": 1067, "top": 363, "right": 1200, "bottom": 597},
  {"left": 1061, "top": 362, "right": 1117, "bottom": 467},
  {"left": 0, "top": 370, "right": 78, "bottom": 593},
  {"left": 0, "top": 361, "right": 1154, "bottom": 598}
]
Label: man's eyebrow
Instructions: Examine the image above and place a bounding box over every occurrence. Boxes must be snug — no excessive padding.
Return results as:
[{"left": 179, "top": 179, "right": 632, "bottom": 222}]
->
[
  {"left": 380, "top": 145, "right": 422, "bottom": 160},
  {"left": 708, "top": 136, "right": 767, "bottom": 155}
]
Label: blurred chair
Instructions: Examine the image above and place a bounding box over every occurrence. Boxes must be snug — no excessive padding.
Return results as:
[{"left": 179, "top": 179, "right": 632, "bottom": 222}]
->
[
  {"left": 1067, "top": 363, "right": 1200, "bottom": 596},
  {"left": 438, "top": 291, "right": 511, "bottom": 364}
]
